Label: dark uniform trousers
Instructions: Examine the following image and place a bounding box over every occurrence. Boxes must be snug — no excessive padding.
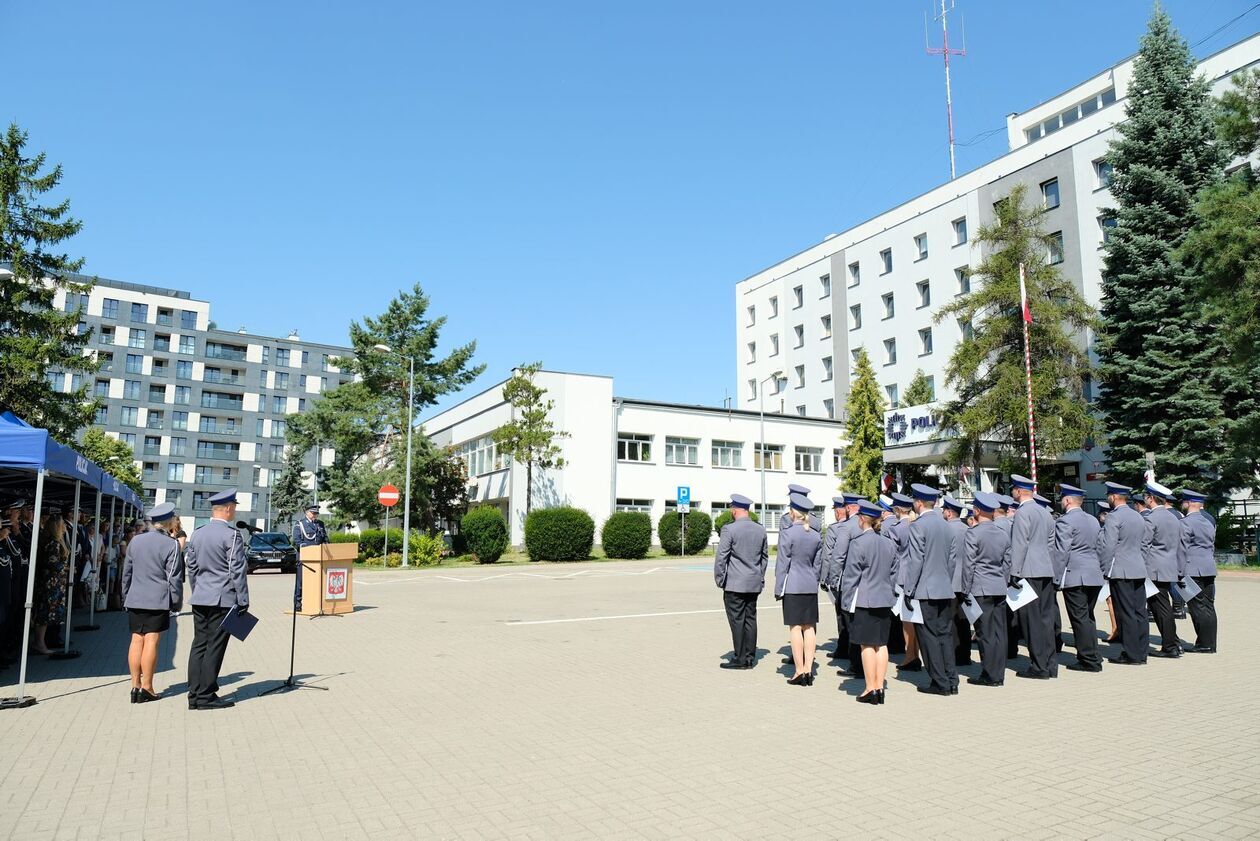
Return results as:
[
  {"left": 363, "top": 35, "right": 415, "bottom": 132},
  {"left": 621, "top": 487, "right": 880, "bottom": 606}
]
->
[
  {"left": 1061, "top": 585, "right": 1102, "bottom": 669},
  {"left": 917, "top": 598, "right": 957, "bottom": 691},
  {"left": 1110, "top": 579, "right": 1149, "bottom": 662},
  {"left": 974, "top": 596, "right": 1007, "bottom": 683},
  {"left": 723, "top": 592, "right": 759, "bottom": 666},
  {"left": 1187, "top": 576, "right": 1217, "bottom": 651},
  {"left": 842, "top": 610, "right": 864, "bottom": 676},
  {"left": 1148, "top": 582, "right": 1179, "bottom": 653},
  {"left": 833, "top": 601, "right": 848, "bottom": 658},
  {"left": 188, "top": 605, "right": 232, "bottom": 704},
  {"left": 1018, "top": 578, "right": 1058, "bottom": 677},
  {"left": 1006, "top": 602, "right": 1022, "bottom": 660},
  {"left": 952, "top": 595, "right": 973, "bottom": 664}
]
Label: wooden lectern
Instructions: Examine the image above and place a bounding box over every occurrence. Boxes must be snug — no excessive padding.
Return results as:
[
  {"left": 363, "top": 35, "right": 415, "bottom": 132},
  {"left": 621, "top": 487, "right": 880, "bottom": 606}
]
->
[{"left": 299, "top": 543, "right": 357, "bottom": 616}]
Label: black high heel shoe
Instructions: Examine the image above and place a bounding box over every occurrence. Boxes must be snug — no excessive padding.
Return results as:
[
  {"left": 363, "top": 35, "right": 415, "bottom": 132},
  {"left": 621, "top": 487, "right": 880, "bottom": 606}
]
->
[
  {"left": 130, "top": 688, "right": 139, "bottom": 704},
  {"left": 805, "top": 672, "right": 815, "bottom": 686},
  {"left": 137, "top": 689, "right": 159, "bottom": 703},
  {"left": 787, "top": 673, "right": 809, "bottom": 686},
  {"left": 856, "top": 690, "right": 878, "bottom": 704},
  {"left": 877, "top": 689, "right": 886, "bottom": 705}
]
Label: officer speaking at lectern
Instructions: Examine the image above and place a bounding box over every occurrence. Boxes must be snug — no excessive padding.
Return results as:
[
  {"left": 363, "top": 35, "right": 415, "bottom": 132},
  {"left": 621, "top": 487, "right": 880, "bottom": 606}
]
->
[{"left": 292, "top": 504, "right": 329, "bottom": 610}]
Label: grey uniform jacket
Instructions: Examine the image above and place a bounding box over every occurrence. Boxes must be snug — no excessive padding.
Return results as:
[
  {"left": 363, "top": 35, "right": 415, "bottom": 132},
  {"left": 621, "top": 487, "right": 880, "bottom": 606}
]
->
[
  {"left": 1096, "top": 504, "right": 1146, "bottom": 580},
  {"left": 1053, "top": 507, "right": 1103, "bottom": 588},
  {"left": 946, "top": 518, "right": 968, "bottom": 593},
  {"left": 186, "top": 518, "right": 250, "bottom": 609},
  {"left": 963, "top": 520, "right": 1011, "bottom": 597},
  {"left": 1010, "top": 500, "right": 1055, "bottom": 579},
  {"left": 1142, "top": 507, "right": 1181, "bottom": 582},
  {"left": 884, "top": 517, "right": 909, "bottom": 587},
  {"left": 714, "top": 517, "right": 769, "bottom": 593},
  {"left": 819, "top": 519, "right": 851, "bottom": 590},
  {"left": 121, "top": 530, "right": 184, "bottom": 611},
  {"left": 292, "top": 518, "right": 329, "bottom": 548},
  {"left": 901, "top": 509, "right": 956, "bottom": 600},
  {"left": 1178, "top": 511, "right": 1217, "bottom": 578},
  {"left": 774, "top": 524, "right": 823, "bottom": 596},
  {"left": 839, "top": 529, "right": 898, "bottom": 610}
]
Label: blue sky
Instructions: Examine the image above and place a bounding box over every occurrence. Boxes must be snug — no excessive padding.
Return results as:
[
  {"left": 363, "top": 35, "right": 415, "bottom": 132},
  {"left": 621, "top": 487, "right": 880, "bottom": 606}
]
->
[{"left": 6, "top": 1, "right": 1258, "bottom": 415}]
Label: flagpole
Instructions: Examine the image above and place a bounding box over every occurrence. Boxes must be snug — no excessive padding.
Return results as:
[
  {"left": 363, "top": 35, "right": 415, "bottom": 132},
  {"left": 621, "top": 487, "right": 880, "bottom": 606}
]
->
[{"left": 1019, "top": 262, "right": 1038, "bottom": 484}]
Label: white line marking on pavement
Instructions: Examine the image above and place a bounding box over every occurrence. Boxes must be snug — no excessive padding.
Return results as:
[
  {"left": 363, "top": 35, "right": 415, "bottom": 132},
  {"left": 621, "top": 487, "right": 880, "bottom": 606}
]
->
[{"left": 506, "top": 608, "right": 726, "bottom": 626}]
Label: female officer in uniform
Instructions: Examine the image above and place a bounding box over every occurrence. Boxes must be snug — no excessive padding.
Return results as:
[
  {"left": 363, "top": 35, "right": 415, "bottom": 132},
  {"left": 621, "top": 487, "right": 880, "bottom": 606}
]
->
[
  {"left": 775, "top": 493, "right": 822, "bottom": 686},
  {"left": 840, "top": 500, "right": 898, "bottom": 704},
  {"left": 122, "top": 503, "right": 184, "bottom": 702}
]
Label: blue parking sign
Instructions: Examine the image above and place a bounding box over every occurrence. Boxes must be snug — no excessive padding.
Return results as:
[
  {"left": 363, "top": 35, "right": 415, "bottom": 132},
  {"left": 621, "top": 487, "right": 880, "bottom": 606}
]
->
[{"left": 677, "top": 486, "right": 690, "bottom": 505}]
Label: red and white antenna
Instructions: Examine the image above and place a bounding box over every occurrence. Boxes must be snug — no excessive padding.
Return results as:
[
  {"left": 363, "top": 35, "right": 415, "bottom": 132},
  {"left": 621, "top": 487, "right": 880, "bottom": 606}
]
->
[{"left": 925, "top": 0, "right": 967, "bottom": 179}]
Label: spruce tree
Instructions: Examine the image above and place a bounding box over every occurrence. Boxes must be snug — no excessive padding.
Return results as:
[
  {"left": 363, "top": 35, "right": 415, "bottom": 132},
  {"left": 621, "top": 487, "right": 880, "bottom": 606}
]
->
[
  {"left": 841, "top": 348, "right": 885, "bottom": 500},
  {"left": 902, "top": 370, "right": 935, "bottom": 407},
  {"left": 270, "top": 448, "right": 311, "bottom": 527},
  {"left": 0, "top": 124, "right": 97, "bottom": 440},
  {"left": 1096, "top": 10, "right": 1230, "bottom": 493}
]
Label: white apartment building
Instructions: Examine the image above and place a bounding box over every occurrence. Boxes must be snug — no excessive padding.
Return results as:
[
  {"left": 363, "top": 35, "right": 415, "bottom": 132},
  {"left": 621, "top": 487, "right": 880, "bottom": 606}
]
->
[
  {"left": 734, "top": 32, "right": 1260, "bottom": 498},
  {"left": 421, "top": 370, "right": 846, "bottom": 547}
]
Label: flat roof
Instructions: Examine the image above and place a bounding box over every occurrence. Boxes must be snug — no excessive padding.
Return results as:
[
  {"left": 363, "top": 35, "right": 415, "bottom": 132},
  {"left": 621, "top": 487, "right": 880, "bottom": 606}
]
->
[{"left": 616, "top": 396, "right": 844, "bottom": 427}]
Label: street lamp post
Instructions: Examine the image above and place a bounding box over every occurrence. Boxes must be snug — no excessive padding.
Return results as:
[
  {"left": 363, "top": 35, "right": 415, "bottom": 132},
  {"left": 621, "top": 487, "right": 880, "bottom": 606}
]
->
[
  {"left": 758, "top": 371, "right": 784, "bottom": 522},
  {"left": 374, "top": 344, "right": 415, "bottom": 568}
]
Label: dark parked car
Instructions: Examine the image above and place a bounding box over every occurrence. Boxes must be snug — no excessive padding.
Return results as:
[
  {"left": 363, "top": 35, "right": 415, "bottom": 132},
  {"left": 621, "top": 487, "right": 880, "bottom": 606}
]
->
[{"left": 245, "top": 532, "right": 298, "bottom": 574}]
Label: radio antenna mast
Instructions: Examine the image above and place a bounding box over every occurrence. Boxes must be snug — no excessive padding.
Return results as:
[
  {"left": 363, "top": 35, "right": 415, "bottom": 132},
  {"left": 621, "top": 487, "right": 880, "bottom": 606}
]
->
[{"left": 925, "top": 0, "right": 967, "bottom": 179}]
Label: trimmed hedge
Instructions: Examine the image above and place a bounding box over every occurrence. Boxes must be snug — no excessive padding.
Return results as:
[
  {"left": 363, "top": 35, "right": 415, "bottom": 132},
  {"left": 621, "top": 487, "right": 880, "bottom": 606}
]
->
[
  {"left": 331, "top": 529, "right": 442, "bottom": 565},
  {"left": 524, "top": 507, "right": 595, "bottom": 561},
  {"left": 712, "top": 509, "right": 760, "bottom": 538},
  {"left": 600, "top": 512, "right": 652, "bottom": 559},
  {"left": 658, "top": 510, "right": 713, "bottom": 555},
  {"left": 462, "top": 506, "right": 509, "bottom": 564}
]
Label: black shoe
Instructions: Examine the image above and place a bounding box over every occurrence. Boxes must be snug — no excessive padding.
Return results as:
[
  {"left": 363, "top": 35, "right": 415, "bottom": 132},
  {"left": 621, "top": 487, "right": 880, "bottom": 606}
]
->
[
  {"left": 1015, "top": 669, "right": 1050, "bottom": 680},
  {"left": 136, "top": 688, "right": 159, "bottom": 703},
  {"left": 1173, "top": 609, "right": 1188, "bottom": 620},
  {"left": 1066, "top": 662, "right": 1102, "bottom": 672},
  {"left": 856, "top": 690, "right": 879, "bottom": 704},
  {"left": 917, "top": 684, "right": 950, "bottom": 696},
  {"left": 1186, "top": 645, "right": 1216, "bottom": 654},
  {"left": 1108, "top": 655, "right": 1145, "bottom": 665},
  {"left": 967, "top": 676, "right": 1003, "bottom": 687},
  {"left": 786, "top": 673, "right": 809, "bottom": 686},
  {"left": 828, "top": 649, "right": 845, "bottom": 660},
  {"left": 898, "top": 659, "right": 923, "bottom": 672},
  {"left": 836, "top": 666, "right": 859, "bottom": 677},
  {"left": 192, "top": 698, "right": 235, "bottom": 710},
  {"left": 781, "top": 657, "right": 794, "bottom": 665},
  {"left": 1149, "top": 649, "right": 1181, "bottom": 659},
  {"left": 956, "top": 658, "right": 974, "bottom": 667},
  {"left": 949, "top": 686, "right": 959, "bottom": 695},
  {"left": 719, "top": 661, "right": 749, "bottom": 670},
  {"left": 130, "top": 688, "right": 139, "bottom": 704}
]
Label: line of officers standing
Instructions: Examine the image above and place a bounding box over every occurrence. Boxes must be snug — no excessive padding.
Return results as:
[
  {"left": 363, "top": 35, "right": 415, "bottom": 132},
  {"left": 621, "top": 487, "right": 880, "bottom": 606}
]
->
[{"left": 714, "top": 476, "right": 1219, "bottom": 704}]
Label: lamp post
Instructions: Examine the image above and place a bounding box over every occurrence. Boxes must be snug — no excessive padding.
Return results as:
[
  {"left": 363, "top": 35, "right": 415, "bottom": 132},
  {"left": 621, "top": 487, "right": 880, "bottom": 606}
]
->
[
  {"left": 758, "top": 371, "right": 784, "bottom": 522},
  {"left": 373, "top": 344, "right": 415, "bottom": 568}
]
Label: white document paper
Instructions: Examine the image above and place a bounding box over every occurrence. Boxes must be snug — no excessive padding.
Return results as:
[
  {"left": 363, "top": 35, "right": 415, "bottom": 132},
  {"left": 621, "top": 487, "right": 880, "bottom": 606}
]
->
[
  {"left": 903, "top": 597, "right": 925, "bottom": 624},
  {"left": 1144, "top": 578, "right": 1159, "bottom": 599},
  {"left": 961, "top": 596, "right": 983, "bottom": 625},
  {"left": 1006, "top": 578, "right": 1038, "bottom": 612},
  {"left": 1095, "top": 580, "right": 1110, "bottom": 608},
  {"left": 1172, "top": 576, "right": 1202, "bottom": 602},
  {"left": 891, "top": 592, "right": 904, "bottom": 618},
  {"left": 846, "top": 585, "right": 859, "bottom": 614}
]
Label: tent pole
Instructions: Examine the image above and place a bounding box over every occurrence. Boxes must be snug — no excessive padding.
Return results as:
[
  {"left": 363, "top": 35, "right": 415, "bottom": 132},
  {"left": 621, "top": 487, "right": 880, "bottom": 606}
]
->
[
  {"left": 78, "top": 487, "right": 103, "bottom": 632},
  {"left": 13, "top": 469, "right": 47, "bottom": 707},
  {"left": 55, "top": 481, "right": 82, "bottom": 659}
]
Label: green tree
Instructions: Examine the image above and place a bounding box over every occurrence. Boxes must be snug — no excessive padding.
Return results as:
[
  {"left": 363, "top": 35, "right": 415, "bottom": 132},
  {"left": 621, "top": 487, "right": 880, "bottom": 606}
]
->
[
  {"left": 0, "top": 124, "right": 97, "bottom": 440},
  {"left": 270, "top": 448, "right": 310, "bottom": 528},
  {"left": 841, "top": 348, "right": 885, "bottom": 500},
  {"left": 895, "top": 370, "right": 937, "bottom": 489},
  {"left": 936, "top": 182, "right": 1097, "bottom": 476},
  {"left": 492, "top": 362, "right": 569, "bottom": 514},
  {"left": 77, "top": 427, "right": 142, "bottom": 495},
  {"left": 1096, "top": 10, "right": 1233, "bottom": 494}
]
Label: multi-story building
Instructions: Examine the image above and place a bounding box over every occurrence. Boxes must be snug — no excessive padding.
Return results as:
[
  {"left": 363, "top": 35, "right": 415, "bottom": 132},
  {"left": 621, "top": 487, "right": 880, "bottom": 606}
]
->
[
  {"left": 422, "top": 369, "right": 846, "bottom": 546},
  {"left": 734, "top": 32, "right": 1260, "bottom": 497},
  {"left": 44, "top": 273, "right": 353, "bottom": 530}
]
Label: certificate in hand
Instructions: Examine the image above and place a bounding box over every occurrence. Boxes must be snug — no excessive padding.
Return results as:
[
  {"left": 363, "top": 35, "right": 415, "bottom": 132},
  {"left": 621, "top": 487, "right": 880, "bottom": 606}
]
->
[
  {"left": 219, "top": 605, "right": 258, "bottom": 642},
  {"left": 1006, "top": 578, "right": 1038, "bottom": 612},
  {"left": 960, "top": 596, "right": 983, "bottom": 625}
]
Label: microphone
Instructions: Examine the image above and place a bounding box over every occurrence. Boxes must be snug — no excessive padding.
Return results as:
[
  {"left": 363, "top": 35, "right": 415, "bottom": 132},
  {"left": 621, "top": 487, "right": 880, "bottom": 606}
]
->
[{"left": 236, "top": 521, "right": 262, "bottom": 533}]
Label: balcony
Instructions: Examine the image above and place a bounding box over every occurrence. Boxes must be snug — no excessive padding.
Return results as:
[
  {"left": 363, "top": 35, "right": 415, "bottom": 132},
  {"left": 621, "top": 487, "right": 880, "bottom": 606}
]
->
[
  {"left": 200, "top": 395, "right": 243, "bottom": 411},
  {"left": 195, "top": 449, "right": 240, "bottom": 462},
  {"left": 203, "top": 372, "right": 245, "bottom": 386},
  {"left": 197, "top": 424, "right": 242, "bottom": 436},
  {"left": 157, "top": 314, "right": 173, "bottom": 327},
  {"left": 153, "top": 339, "right": 171, "bottom": 352},
  {"left": 193, "top": 473, "right": 238, "bottom": 486},
  {"left": 146, "top": 419, "right": 164, "bottom": 430},
  {"left": 142, "top": 445, "right": 161, "bottom": 456},
  {"left": 204, "top": 345, "right": 247, "bottom": 362}
]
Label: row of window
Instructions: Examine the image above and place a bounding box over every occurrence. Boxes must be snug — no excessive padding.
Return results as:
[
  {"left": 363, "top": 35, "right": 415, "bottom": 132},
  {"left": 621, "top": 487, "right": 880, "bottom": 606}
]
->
[
  {"left": 746, "top": 275, "right": 832, "bottom": 326},
  {"left": 93, "top": 396, "right": 303, "bottom": 429},
  {"left": 1024, "top": 87, "right": 1117, "bottom": 144},
  {"left": 617, "top": 434, "right": 842, "bottom": 474},
  {"left": 72, "top": 297, "right": 200, "bottom": 331},
  {"left": 456, "top": 435, "right": 509, "bottom": 477},
  {"left": 614, "top": 499, "right": 817, "bottom": 530},
  {"left": 119, "top": 432, "right": 288, "bottom": 465}
]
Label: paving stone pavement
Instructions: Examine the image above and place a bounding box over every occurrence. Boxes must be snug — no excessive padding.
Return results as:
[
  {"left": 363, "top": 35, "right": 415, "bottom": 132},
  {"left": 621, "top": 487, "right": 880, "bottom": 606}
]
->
[{"left": 0, "top": 562, "right": 1257, "bottom": 840}]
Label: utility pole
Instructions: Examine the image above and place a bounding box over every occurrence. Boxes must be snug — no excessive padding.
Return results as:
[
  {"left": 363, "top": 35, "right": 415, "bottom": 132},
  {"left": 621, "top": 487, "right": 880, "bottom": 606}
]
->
[{"left": 926, "top": 0, "right": 966, "bottom": 179}]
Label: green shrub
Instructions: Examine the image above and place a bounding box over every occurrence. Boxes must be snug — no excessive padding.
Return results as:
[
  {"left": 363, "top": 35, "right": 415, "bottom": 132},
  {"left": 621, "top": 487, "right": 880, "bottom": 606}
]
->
[
  {"left": 363, "top": 552, "right": 403, "bottom": 568},
  {"left": 340, "top": 530, "right": 437, "bottom": 564},
  {"left": 524, "top": 507, "right": 595, "bottom": 561},
  {"left": 600, "top": 512, "right": 652, "bottom": 559},
  {"left": 712, "top": 509, "right": 760, "bottom": 538},
  {"left": 411, "top": 533, "right": 446, "bottom": 566},
  {"left": 658, "top": 510, "right": 713, "bottom": 555},
  {"left": 462, "top": 506, "right": 509, "bottom": 563}
]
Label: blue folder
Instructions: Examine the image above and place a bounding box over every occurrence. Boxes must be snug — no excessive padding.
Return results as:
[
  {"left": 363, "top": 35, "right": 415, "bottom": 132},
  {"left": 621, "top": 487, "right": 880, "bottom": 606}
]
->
[{"left": 219, "top": 605, "right": 258, "bottom": 641}]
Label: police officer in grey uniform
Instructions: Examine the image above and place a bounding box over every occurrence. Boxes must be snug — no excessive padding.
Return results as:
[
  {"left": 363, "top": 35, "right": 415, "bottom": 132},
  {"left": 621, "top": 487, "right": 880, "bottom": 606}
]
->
[
  {"left": 1008, "top": 474, "right": 1057, "bottom": 679},
  {"left": 1097, "top": 482, "right": 1148, "bottom": 665},
  {"left": 840, "top": 500, "right": 898, "bottom": 705},
  {"left": 292, "top": 503, "right": 328, "bottom": 611},
  {"left": 901, "top": 484, "right": 958, "bottom": 695},
  {"left": 942, "top": 495, "right": 972, "bottom": 665},
  {"left": 1142, "top": 482, "right": 1183, "bottom": 658},
  {"left": 962, "top": 492, "right": 1011, "bottom": 686},
  {"left": 776, "top": 493, "right": 823, "bottom": 686},
  {"left": 122, "top": 502, "right": 184, "bottom": 703},
  {"left": 185, "top": 488, "right": 249, "bottom": 710},
  {"left": 819, "top": 496, "right": 848, "bottom": 661},
  {"left": 714, "top": 494, "right": 768, "bottom": 670},
  {"left": 1053, "top": 484, "right": 1103, "bottom": 672},
  {"left": 1177, "top": 489, "right": 1217, "bottom": 653},
  {"left": 780, "top": 484, "right": 821, "bottom": 532}
]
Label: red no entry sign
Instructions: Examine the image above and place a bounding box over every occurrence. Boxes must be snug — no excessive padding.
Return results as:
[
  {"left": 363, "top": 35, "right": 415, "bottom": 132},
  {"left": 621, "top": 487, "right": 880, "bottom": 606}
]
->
[{"left": 378, "top": 484, "right": 400, "bottom": 507}]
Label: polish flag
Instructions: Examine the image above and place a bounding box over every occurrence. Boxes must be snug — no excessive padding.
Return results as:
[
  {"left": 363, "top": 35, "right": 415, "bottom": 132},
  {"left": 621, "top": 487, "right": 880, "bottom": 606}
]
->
[{"left": 1019, "top": 263, "right": 1033, "bottom": 324}]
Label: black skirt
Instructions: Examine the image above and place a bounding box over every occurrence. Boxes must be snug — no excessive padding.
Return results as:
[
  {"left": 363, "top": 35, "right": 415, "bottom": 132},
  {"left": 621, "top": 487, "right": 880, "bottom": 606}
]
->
[
  {"left": 128, "top": 608, "right": 170, "bottom": 634},
  {"left": 781, "top": 593, "right": 819, "bottom": 626},
  {"left": 850, "top": 606, "right": 893, "bottom": 646}
]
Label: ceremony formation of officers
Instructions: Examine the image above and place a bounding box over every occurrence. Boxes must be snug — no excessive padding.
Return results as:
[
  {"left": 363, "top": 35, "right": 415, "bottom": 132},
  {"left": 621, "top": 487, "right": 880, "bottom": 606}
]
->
[{"left": 714, "top": 476, "right": 1221, "bottom": 704}]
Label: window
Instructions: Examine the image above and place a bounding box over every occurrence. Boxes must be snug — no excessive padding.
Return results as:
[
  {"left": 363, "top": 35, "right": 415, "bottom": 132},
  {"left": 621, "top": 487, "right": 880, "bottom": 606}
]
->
[
  {"left": 143, "top": 462, "right": 159, "bottom": 481},
  {"left": 849, "top": 304, "right": 862, "bottom": 330},
  {"left": 665, "top": 436, "right": 699, "bottom": 466},
  {"left": 167, "top": 463, "right": 184, "bottom": 482},
  {"left": 794, "top": 365, "right": 805, "bottom": 388},
  {"left": 956, "top": 267, "right": 971, "bottom": 295},
  {"left": 320, "top": 377, "right": 328, "bottom": 392},
  {"left": 793, "top": 324, "right": 804, "bottom": 348},
  {"left": 791, "top": 285, "right": 803, "bottom": 309},
  {"left": 821, "top": 315, "right": 832, "bottom": 338},
  {"left": 616, "top": 499, "right": 652, "bottom": 513},
  {"left": 181, "top": 310, "right": 197, "bottom": 329},
  {"left": 822, "top": 356, "right": 833, "bottom": 381},
  {"left": 1047, "top": 231, "right": 1065, "bottom": 265},
  {"left": 959, "top": 318, "right": 975, "bottom": 341},
  {"left": 824, "top": 399, "right": 835, "bottom": 419},
  {"left": 151, "top": 358, "right": 167, "bottom": 377},
  {"left": 272, "top": 419, "right": 287, "bottom": 438},
  {"left": 272, "top": 396, "right": 286, "bottom": 414},
  {"left": 147, "top": 410, "right": 164, "bottom": 429},
  {"left": 130, "top": 303, "right": 148, "bottom": 323},
  {"left": 262, "top": 346, "right": 271, "bottom": 365},
  {"left": 794, "top": 446, "right": 823, "bottom": 473},
  {"left": 1101, "top": 87, "right": 1116, "bottom": 106},
  {"left": 747, "top": 379, "right": 757, "bottom": 400},
  {"left": 299, "top": 374, "right": 307, "bottom": 388},
  {"left": 102, "top": 298, "right": 119, "bottom": 319},
  {"left": 879, "top": 248, "right": 893, "bottom": 274},
  {"left": 919, "top": 327, "right": 934, "bottom": 356},
  {"left": 819, "top": 274, "right": 831, "bottom": 298},
  {"left": 747, "top": 342, "right": 756, "bottom": 364},
  {"left": 99, "top": 352, "right": 114, "bottom": 373},
  {"left": 178, "top": 336, "right": 196, "bottom": 355},
  {"left": 298, "top": 398, "right": 306, "bottom": 411},
  {"left": 256, "top": 418, "right": 266, "bottom": 436},
  {"left": 94, "top": 379, "right": 110, "bottom": 398},
  {"left": 881, "top": 293, "right": 895, "bottom": 320},
  {"left": 761, "top": 504, "right": 786, "bottom": 528},
  {"left": 121, "top": 406, "right": 139, "bottom": 426},
  {"left": 153, "top": 334, "right": 170, "bottom": 352},
  {"left": 148, "top": 384, "right": 166, "bottom": 402},
  {"left": 99, "top": 326, "right": 115, "bottom": 345},
  {"left": 848, "top": 261, "right": 861, "bottom": 287},
  {"left": 953, "top": 217, "right": 968, "bottom": 245},
  {"left": 1041, "top": 178, "right": 1060, "bottom": 209},
  {"left": 123, "top": 380, "right": 141, "bottom": 399},
  {"left": 170, "top": 437, "right": 186, "bottom": 456},
  {"left": 259, "top": 369, "right": 269, "bottom": 387},
  {"left": 711, "top": 440, "right": 743, "bottom": 469},
  {"left": 174, "top": 385, "right": 191, "bottom": 405},
  {"left": 883, "top": 338, "right": 897, "bottom": 365},
  {"left": 117, "top": 433, "right": 136, "bottom": 449},
  {"left": 94, "top": 405, "right": 109, "bottom": 424},
  {"left": 769, "top": 334, "right": 779, "bottom": 357},
  {"left": 754, "top": 443, "right": 784, "bottom": 471},
  {"left": 885, "top": 384, "right": 899, "bottom": 407},
  {"left": 617, "top": 433, "right": 652, "bottom": 462},
  {"left": 172, "top": 411, "right": 188, "bottom": 430},
  {"left": 916, "top": 280, "right": 931, "bottom": 309},
  {"left": 301, "top": 350, "right": 309, "bottom": 365},
  {"left": 128, "top": 329, "right": 146, "bottom": 349},
  {"left": 1094, "top": 159, "right": 1114, "bottom": 189},
  {"left": 914, "top": 233, "right": 928, "bottom": 261},
  {"left": 747, "top": 305, "right": 756, "bottom": 326},
  {"left": 923, "top": 375, "right": 936, "bottom": 402},
  {"left": 156, "top": 307, "right": 173, "bottom": 326},
  {"left": 276, "top": 348, "right": 290, "bottom": 366},
  {"left": 833, "top": 448, "right": 843, "bottom": 474},
  {"left": 769, "top": 296, "right": 779, "bottom": 318},
  {"left": 795, "top": 405, "right": 806, "bottom": 417},
  {"left": 45, "top": 371, "right": 65, "bottom": 391},
  {"left": 269, "top": 444, "right": 285, "bottom": 462},
  {"left": 1098, "top": 215, "right": 1117, "bottom": 244},
  {"left": 176, "top": 360, "right": 192, "bottom": 380},
  {"left": 276, "top": 372, "right": 290, "bottom": 390}
]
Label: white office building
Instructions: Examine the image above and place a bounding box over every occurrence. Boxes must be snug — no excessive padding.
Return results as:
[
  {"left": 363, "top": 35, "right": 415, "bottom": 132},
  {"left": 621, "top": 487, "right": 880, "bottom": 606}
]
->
[
  {"left": 422, "top": 370, "right": 846, "bottom": 547},
  {"left": 734, "top": 33, "right": 1260, "bottom": 498}
]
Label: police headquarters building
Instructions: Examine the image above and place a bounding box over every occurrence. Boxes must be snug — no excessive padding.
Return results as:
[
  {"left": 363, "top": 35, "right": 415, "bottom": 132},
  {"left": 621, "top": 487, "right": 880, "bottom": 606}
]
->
[
  {"left": 736, "top": 33, "right": 1260, "bottom": 498},
  {"left": 39, "top": 271, "right": 354, "bottom": 530}
]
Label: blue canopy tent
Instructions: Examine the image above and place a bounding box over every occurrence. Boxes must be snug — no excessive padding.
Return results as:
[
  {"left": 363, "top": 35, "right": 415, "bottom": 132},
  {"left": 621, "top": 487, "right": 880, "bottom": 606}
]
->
[{"left": 0, "top": 412, "right": 143, "bottom": 708}]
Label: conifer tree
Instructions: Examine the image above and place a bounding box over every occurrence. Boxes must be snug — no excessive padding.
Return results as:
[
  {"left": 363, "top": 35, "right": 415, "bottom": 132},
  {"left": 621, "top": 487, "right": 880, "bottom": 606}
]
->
[
  {"left": 902, "top": 370, "right": 935, "bottom": 407},
  {"left": 841, "top": 348, "right": 885, "bottom": 500}
]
